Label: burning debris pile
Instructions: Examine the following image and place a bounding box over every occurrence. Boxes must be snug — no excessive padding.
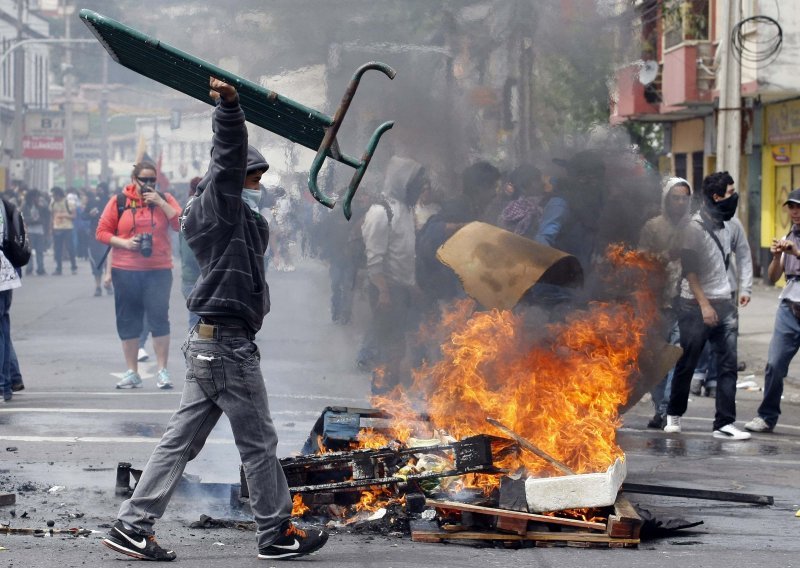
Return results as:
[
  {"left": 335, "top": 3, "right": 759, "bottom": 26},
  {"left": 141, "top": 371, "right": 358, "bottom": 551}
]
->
[{"left": 281, "top": 245, "right": 665, "bottom": 546}]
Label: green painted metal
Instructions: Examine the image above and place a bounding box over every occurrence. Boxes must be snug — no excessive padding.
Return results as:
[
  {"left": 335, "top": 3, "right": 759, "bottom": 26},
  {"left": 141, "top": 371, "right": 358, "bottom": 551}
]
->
[{"left": 79, "top": 9, "right": 395, "bottom": 217}]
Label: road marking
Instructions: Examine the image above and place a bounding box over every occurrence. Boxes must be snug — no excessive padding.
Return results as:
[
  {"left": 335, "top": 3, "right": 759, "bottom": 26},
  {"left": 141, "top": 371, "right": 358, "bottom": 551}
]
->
[
  {"left": 8, "top": 392, "right": 368, "bottom": 403},
  {"left": 0, "top": 407, "right": 322, "bottom": 417},
  {"left": 0, "top": 435, "right": 234, "bottom": 444}
]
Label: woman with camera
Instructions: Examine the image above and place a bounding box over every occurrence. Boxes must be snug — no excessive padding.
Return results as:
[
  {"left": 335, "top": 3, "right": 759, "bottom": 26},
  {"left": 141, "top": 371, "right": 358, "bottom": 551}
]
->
[{"left": 96, "top": 161, "right": 181, "bottom": 390}]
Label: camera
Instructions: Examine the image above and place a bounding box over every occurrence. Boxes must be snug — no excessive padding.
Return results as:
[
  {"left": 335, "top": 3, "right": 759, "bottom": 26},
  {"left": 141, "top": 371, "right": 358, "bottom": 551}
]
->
[{"left": 139, "top": 233, "right": 153, "bottom": 257}]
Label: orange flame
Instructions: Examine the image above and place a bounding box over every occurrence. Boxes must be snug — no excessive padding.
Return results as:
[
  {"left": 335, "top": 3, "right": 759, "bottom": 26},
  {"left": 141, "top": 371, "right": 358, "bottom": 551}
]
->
[
  {"left": 291, "top": 494, "right": 309, "bottom": 517},
  {"left": 354, "top": 486, "right": 397, "bottom": 513},
  {"left": 370, "top": 245, "right": 662, "bottom": 483}
]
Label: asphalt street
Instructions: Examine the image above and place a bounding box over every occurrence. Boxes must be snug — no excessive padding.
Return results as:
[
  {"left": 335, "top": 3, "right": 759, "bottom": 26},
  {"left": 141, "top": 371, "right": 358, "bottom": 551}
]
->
[{"left": 0, "top": 253, "right": 798, "bottom": 567}]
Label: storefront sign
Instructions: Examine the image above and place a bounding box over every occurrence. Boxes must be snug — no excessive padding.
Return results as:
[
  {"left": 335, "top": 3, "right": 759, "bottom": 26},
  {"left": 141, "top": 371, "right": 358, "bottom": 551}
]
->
[
  {"left": 23, "top": 136, "right": 65, "bottom": 159},
  {"left": 771, "top": 145, "right": 791, "bottom": 163},
  {"left": 24, "top": 111, "right": 90, "bottom": 138},
  {"left": 73, "top": 139, "right": 102, "bottom": 161},
  {"left": 766, "top": 99, "right": 800, "bottom": 144}
]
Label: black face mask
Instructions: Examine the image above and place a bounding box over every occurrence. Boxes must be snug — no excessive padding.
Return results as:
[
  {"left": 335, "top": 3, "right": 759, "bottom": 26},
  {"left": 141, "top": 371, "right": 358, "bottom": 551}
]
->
[{"left": 708, "top": 192, "right": 739, "bottom": 221}]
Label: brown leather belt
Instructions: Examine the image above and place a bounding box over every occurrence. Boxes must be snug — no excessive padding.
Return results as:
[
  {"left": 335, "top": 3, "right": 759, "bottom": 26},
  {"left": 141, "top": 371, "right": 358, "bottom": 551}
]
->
[{"left": 196, "top": 321, "right": 254, "bottom": 341}]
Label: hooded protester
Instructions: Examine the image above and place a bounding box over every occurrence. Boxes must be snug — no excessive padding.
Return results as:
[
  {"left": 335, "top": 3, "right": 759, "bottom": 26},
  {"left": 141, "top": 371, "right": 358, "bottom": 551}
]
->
[
  {"left": 638, "top": 177, "right": 692, "bottom": 428},
  {"left": 663, "top": 171, "right": 751, "bottom": 441},
  {"left": 102, "top": 78, "right": 328, "bottom": 562},
  {"left": 358, "top": 156, "right": 427, "bottom": 393}
]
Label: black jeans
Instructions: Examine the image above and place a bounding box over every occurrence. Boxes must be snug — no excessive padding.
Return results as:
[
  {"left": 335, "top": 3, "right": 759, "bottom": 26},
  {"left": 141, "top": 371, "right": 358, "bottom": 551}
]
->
[{"left": 668, "top": 298, "right": 739, "bottom": 430}]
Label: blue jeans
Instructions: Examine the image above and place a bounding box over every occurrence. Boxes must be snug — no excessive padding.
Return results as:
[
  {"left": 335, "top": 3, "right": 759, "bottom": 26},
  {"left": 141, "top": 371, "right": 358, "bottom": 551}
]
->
[
  {"left": 52, "top": 228, "right": 77, "bottom": 273},
  {"left": 0, "top": 290, "right": 12, "bottom": 400},
  {"left": 758, "top": 301, "right": 800, "bottom": 428},
  {"left": 117, "top": 328, "right": 291, "bottom": 549},
  {"left": 9, "top": 339, "right": 22, "bottom": 388},
  {"left": 26, "top": 232, "right": 46, "bottom": 274},
  {"left": 651, "top": 310, "right": 680, "bottom": 416},
  {"left": 668, "top": 298, "right": 739, "bottom": 430}
]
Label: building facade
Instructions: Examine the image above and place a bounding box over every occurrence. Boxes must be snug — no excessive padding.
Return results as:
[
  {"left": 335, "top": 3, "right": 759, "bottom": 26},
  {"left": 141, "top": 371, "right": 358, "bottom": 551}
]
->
[{"left": 612, "top": 0, "right": 799, "bottom": 276}]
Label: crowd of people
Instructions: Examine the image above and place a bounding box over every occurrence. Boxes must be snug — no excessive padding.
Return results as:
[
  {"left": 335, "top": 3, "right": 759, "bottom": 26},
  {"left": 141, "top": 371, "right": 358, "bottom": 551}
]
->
[{"left": 0, "top": 106, "right": 795, "bottom": 558}]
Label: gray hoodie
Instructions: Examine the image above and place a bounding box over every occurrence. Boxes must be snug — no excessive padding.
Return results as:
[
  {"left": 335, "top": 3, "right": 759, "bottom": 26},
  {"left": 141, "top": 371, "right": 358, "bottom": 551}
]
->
[
  {"left": 638, "top": 177, "right": 692, "bottom": 306},
  {"left": 182, "top": 100, "right": 270, "bottom": 333}
]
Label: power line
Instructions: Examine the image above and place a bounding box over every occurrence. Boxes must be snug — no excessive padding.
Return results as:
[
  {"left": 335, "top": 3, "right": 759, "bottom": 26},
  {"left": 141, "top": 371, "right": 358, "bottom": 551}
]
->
[{"left": 731, "top": 15, "right": 783, "bottom": 68}]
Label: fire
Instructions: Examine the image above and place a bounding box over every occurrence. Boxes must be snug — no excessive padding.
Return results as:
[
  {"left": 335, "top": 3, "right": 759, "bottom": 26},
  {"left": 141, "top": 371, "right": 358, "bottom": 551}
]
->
[
  {"left": 292, "top": 494, "right": 309, "bottom": 517},
  {"left": 371, "top": 245, "right": 662, "bottom": 481},
  {"left": 354, "top": 486, "right": 397, "bottom": 512}
]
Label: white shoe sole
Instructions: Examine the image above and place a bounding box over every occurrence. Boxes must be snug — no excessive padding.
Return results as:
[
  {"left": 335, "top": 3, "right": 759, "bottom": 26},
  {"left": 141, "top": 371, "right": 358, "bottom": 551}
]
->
[{"left": 713, "top": 431, "right": 751, "bottom": 440}]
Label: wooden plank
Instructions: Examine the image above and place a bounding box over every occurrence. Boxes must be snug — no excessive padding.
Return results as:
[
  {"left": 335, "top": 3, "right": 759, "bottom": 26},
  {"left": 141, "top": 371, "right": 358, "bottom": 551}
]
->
[
  {"left": 607, "top": 494, "right": 643, "bottom": 539},
  {"left": 411, "top": 528, "right": 638, "bottom": 546},
  {"left": 486, "top": 418, "right": 575, "bottom": 475},
  {"left": 495, "top": 516, "right": 529, "bottom": 536},
  {"left": 426, "top": 499, "right": 606, "bottom": 532}
]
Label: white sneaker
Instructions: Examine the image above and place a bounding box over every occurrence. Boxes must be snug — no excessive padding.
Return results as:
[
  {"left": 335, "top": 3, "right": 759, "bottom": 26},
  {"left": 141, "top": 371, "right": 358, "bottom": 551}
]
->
[
  {"left": 116, "top": 370, "right": 142, "bottom": 389},
  {"left": 663, "top": 415, "right": 681, "bottom": 433},
  {"left": 744, "top": 416, "right": 773, "bottom": 433},
  {"left": 713, "top": 423, "right": 751, "bottom": 440},
  {"left": 156, "top": 368, "right": 173, "bottom": 390},
  {"left": 137, "top": 348, "right": 150, "bottom": 362}
]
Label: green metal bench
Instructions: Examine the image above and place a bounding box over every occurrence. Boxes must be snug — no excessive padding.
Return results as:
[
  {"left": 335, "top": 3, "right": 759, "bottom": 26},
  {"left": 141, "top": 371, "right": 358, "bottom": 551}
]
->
[{"left": 80, "top": 9, "right": 395, "bottom": 219}]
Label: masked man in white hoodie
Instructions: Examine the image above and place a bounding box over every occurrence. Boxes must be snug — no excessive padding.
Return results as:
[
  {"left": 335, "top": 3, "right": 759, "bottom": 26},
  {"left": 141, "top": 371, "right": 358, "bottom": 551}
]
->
[
  {"left": 359, "top": 157, "right": 428, "bottom": 394},
  {"left": 638, "top": 177, "right": 692, "bottom": 428}
]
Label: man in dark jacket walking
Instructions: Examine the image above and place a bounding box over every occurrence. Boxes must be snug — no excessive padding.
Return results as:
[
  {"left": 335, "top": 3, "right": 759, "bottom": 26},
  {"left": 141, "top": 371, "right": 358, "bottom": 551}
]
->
[{"left": 102, "top": 77, "right": 328, "bottom": 562}]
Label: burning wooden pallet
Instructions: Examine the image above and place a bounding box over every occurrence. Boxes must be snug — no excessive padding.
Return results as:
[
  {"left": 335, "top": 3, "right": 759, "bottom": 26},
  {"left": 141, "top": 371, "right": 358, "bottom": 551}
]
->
[
  {"left": 277, "top": 433, "right": 514, "bottom": 504},
  {"left": 412, "top": 492, "right": 642, "bottom": 548}
]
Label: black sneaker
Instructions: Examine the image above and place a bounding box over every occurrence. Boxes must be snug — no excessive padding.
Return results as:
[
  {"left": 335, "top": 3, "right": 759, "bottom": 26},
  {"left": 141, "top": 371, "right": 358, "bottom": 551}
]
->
[
  {"left": 102, "top": 520, "right": 176, "bottom": 561},
  {"left": 647, "top": 413, "right": 665, "bottom": 429},
  {"left": 258, "top": 522, "right": 328, "bottom": 560}
]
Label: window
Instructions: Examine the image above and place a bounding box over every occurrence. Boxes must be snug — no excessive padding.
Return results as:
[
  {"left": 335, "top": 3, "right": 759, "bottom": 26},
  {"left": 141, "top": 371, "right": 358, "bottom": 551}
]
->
[
  {"left": 692, "top": 151, "right": 704, "bottom": 193},
  {"left": 664, "top": 0, "right": 710, "bottom": 50},
  {"left": 675, "top": 153, "right": 688, "bottom": 179}
]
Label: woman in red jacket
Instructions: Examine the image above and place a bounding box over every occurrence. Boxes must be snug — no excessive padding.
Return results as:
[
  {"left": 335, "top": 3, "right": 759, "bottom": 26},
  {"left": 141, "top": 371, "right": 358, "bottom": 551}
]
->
[{"left": 96, "top": 161, "right": 181, "bottom": 390}]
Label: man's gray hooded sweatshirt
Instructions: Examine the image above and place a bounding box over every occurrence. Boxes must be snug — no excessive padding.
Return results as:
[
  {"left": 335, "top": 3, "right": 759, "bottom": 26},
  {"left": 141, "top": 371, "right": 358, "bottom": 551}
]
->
[
  {"left": 638, "top": 177, "right": 692, "bottom": 307},
  {"left": 182, "top": 98, "right": 270, "bottom": 334},
  {"left": 361, "top": 157, "right": 423, "bottom": 288}
]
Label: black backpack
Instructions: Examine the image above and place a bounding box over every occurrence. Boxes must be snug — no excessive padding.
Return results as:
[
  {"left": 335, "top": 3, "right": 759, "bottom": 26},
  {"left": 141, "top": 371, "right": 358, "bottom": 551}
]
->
[{"left": 1, "top": 198, "right": 31, "bottom": 268}]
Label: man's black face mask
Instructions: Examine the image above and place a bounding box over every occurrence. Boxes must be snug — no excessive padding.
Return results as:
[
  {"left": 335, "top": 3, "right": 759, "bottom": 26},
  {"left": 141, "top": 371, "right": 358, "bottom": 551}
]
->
[{"left": 707, "top": 192, "right": 739, "bottom": 221}]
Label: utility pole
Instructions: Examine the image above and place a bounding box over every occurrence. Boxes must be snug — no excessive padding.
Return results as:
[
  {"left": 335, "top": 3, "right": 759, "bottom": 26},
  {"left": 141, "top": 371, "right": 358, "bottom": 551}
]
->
[
  {"left": 63, "top": 0, "right": 75, "bottom": 189},
  {"left": 715, "top": 0, "right": 741, "bottom": 184},
  {"left": 100, "top": 55, "right": 109, "bottom": 182},
  {"left": 12, "top": 0, "right": 26, "bottom": 183}
]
